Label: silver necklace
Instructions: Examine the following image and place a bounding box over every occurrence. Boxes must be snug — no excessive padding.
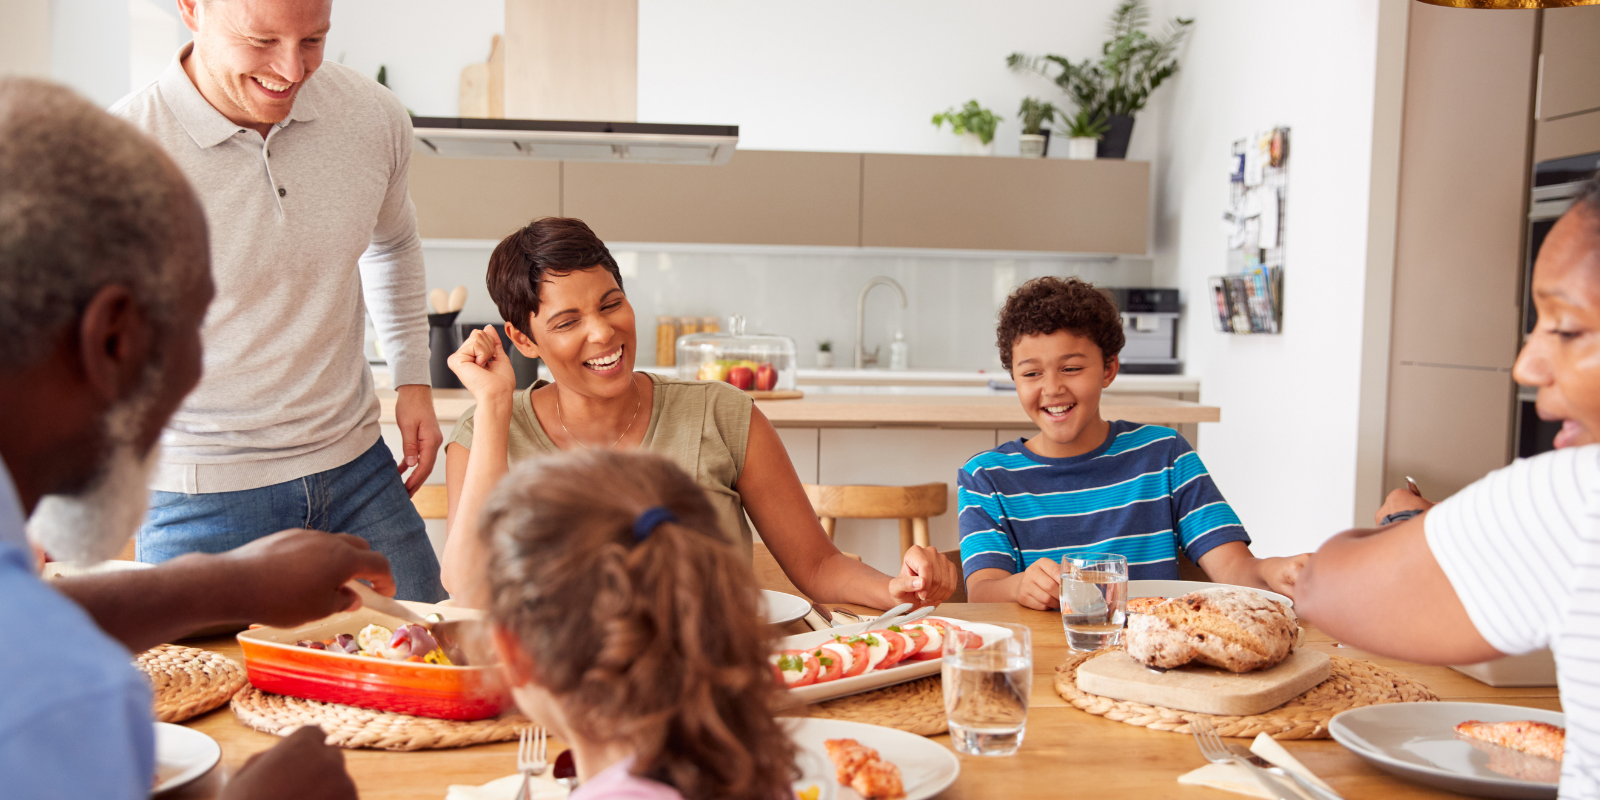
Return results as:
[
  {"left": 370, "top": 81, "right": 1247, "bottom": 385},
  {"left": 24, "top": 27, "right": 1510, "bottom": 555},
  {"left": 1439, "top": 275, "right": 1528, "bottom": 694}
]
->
[{"left": 556, "top": 377, "right": 642, "bottom": 450}]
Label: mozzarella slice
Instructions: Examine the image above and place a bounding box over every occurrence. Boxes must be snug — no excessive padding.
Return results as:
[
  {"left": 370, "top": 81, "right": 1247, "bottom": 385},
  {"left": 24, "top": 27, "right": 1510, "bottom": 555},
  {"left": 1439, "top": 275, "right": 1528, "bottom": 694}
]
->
[
  {"left": 857, "top": 633, "right": 889, "bottom": 672},
  {"left": 819, "top": 641, "right": 854, "bottom": 675},
  {"left": 903, "top": 622, "right": 943, "bottom": 655},
  {"left": 769, "top": 654, "right": 810, "bottom": 687}
]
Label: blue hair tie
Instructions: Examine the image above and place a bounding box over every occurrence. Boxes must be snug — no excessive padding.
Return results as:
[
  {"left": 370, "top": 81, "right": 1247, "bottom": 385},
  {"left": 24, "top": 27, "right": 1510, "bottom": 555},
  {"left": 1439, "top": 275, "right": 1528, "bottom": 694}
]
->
[{"left": 632, "top": 506, "right": 677, "bottom": 542}]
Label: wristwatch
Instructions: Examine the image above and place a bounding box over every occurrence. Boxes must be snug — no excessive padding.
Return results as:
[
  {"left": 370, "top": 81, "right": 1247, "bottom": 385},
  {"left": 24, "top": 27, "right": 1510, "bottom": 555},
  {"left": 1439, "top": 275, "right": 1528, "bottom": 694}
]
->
[{"left": 1379, "top": 508, "right": 1423, "bottom": 526}]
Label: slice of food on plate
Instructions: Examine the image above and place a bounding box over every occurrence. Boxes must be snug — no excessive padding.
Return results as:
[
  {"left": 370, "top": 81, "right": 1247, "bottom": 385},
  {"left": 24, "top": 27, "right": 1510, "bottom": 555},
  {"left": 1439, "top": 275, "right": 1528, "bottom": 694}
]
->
[
  {"left": 824, "top": 738, "right": 905, "bottom": 800},
  {"left": 1123, "top": 587, "right": 1297, "bottom": 673},
  {"left": 1455, "top": 719, "right": 1565, "bottom": 762},
  {"left": 772, "top": 650, "right": 821, "bottom": 687}
]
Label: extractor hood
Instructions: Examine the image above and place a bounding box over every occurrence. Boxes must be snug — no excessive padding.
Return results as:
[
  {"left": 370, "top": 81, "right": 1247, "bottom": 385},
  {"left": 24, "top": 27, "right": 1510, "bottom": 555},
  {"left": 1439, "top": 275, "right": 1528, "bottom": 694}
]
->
[{"left": 411, "top": 117, "right": 738, "bottom": 165}]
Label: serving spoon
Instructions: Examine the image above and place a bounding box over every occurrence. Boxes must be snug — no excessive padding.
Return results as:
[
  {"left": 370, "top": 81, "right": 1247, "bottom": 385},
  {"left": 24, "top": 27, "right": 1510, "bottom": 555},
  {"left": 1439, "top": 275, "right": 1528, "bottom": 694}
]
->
[{"left": 344, "top": 580, "right": 474, "bottom": 665}]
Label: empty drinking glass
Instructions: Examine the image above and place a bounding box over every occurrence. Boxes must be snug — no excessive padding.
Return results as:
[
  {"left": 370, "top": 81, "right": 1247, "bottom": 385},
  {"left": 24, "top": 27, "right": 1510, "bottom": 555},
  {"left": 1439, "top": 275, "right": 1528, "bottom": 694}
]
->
[
  {"left": 942, "top": 622, "right": 1032, "bottom": 756},
  {"left": 1060, "top": 553, "right": 1129, "bottom": 651}
]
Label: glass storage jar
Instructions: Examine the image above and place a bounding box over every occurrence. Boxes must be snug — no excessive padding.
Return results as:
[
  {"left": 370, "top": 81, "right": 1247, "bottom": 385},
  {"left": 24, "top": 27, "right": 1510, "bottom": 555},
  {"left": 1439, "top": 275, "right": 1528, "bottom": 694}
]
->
[{"left": 675, "top": 314, "right": 796, "bottom": 392}]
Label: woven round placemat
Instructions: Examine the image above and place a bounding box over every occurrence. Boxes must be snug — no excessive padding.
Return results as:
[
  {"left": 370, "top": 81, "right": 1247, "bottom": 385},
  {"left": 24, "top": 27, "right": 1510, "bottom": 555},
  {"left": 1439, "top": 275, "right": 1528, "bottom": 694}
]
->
[
  {"left": 1054, "top": 651, "right": 1438, "bottom": 740},
  {"left": 135, "top": 645, "right": 248, "bottom": 723},
  {"left": 795, "top": 676, "right": 947, "bottom": 736},
  {"left": 230, "top": 686, "right": 529, "bottom": 751}
]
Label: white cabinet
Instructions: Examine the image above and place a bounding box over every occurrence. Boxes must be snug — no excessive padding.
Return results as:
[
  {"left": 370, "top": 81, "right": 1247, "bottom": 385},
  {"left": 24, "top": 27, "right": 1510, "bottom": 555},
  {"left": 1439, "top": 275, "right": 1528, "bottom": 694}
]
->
[{"left": 817, "top": 428, "right": 997, "bottom": 573}]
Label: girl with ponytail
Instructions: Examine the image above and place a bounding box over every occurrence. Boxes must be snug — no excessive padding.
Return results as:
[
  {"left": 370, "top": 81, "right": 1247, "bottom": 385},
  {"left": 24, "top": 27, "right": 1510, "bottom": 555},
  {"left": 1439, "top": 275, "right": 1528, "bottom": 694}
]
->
[{"left": 478, "top": 450, "right": 797, "bottom": 800}]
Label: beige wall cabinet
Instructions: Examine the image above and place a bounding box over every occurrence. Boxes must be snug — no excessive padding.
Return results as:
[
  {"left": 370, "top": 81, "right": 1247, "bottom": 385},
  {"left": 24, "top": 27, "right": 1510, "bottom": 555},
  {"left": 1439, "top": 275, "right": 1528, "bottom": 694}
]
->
[
  {"left": 860, "top": 154, "right": 1149, "bottom": 254},
  {"left": 1382, "top": 4, "right": 1536, "bottom": 503},
  {"left": 1535, "top": 6, "right": 1600, "bottom": 162},
  {"left": 409, "top": 157, "right": 561, "bottom": 241},
  {"left": 562, "top": 150, "right": 862, "bottom": 247}
]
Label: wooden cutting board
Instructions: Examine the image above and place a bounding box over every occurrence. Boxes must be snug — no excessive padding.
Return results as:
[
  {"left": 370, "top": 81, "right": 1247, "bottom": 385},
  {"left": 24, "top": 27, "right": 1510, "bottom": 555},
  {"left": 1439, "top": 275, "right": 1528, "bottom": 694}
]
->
[{"left": 1075, "top": 648, "right": 1331, "bottom": 716}]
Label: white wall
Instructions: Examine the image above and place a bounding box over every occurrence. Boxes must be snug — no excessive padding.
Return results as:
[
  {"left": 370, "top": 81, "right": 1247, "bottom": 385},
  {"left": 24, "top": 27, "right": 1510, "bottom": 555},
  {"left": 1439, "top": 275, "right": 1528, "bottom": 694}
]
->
[
  {"left": 1146, "top": 0, "right": 1390, "bottom": 556},
  {"left": 637, "top": 0, "right": 1160, "bottom": 158},
  {"left": 325, "top": 0, "right": 503, "bottom": 115}
]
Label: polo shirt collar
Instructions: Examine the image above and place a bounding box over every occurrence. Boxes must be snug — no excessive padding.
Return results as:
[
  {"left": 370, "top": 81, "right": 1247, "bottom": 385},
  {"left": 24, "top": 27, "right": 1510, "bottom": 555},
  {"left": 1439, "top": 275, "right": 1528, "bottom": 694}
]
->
[{"left": 158, "top": 41, "right": 319, "bottom": 148}]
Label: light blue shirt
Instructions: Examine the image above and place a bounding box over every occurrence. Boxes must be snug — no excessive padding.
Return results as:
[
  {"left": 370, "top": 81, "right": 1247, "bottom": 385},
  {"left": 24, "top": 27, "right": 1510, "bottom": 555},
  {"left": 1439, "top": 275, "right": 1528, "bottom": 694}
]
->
[{"left": 0, "top": 460, "right": 155, "bottom": 799}]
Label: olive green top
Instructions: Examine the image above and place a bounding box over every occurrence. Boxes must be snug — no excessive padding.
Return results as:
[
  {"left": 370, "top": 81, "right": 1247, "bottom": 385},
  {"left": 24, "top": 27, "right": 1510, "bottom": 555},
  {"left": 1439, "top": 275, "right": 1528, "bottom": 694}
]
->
[{"left": 447, "top": 373, "right": 755, "bottom": 545}]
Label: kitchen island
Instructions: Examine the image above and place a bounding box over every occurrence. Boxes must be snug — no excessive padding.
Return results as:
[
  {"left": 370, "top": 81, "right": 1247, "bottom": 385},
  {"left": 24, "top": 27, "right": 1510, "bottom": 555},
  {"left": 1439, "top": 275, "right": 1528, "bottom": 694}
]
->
[{"left": 377, "top": 377, "right": 1217, "bottom": 572}]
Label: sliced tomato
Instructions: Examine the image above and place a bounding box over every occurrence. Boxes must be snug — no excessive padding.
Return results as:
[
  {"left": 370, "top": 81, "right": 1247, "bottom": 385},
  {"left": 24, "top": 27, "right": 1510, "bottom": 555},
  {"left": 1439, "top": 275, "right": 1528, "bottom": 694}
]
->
[
  {"left": 904, "top": 622, "right": 945, "bottom": 658},
  {"left": 963, "top": 630, "right": 984, "bottom": 649},
  {"left": 836, "top": 638, "right": 871, "bottom": 677},
  {"left": 877, "top": 630, "right": 911, "bottom": 668},
  {"left": 772, "top": 649, "right": 820, "bottom": 687},
  {"left": 812, "top": 648, "right": 844, "bottom": 683}
]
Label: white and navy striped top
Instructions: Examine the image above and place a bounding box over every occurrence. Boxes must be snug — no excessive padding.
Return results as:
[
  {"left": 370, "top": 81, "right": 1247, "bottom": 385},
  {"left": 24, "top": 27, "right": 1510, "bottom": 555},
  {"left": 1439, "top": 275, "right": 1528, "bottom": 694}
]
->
[
  {"left": 1426, "top": 445, "right": 1600, "bottom": 798},
  {"left": 956, "top": 421, "right": 1250, "bottom": 580}
]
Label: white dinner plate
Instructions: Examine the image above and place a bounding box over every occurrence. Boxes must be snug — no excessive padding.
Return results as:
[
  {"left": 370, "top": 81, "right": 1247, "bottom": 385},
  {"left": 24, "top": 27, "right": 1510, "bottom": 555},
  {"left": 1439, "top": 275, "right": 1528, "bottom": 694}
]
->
[
  {"left": 785, "top": 717, "right": 960, "bottom": 800},
  {"left": 153, "top": 722, "right": 222, "bottom": 795},
  {"left": 1330, "top": 702, "right": 1564, "bottom": 799},
  {"left": 762, "top": 590, "right": 812, "bottom": 626},
  {"left": 779, "top": 617, "right": 1013, "bottom": 704},
  {"left": 1128, "top": 579, "right": 1293, "bottom": 608}
]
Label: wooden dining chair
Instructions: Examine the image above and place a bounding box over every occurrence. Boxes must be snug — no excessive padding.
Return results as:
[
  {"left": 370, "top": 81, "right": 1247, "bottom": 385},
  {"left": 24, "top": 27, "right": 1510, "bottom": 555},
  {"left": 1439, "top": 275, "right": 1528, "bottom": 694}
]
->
[
  {"left": 801, "top": 482, "right": 948, "bottom": 557},
  {"left": 411, "top": 485, "right": 449, "bottom": 520},
  {"left": 939, "top": 548, "right": 968, "bottom": 604}
]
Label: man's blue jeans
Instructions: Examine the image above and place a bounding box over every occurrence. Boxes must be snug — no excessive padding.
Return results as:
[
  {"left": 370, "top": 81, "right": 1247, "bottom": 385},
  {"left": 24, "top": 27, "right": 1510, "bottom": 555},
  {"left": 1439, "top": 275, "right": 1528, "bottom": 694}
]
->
[{"left": 137, "top": 439, "right": 448, "bottom": 602}]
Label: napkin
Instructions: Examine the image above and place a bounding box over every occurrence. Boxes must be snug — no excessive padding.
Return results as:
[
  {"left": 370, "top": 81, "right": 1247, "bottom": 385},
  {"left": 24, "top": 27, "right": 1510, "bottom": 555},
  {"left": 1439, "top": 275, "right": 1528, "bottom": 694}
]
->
[
  {"left": 444, "top": 774, "right": 568, "bottom": 800},
  {"left": 1175, "top": 733, "right": 1331, "bottom": 799}
]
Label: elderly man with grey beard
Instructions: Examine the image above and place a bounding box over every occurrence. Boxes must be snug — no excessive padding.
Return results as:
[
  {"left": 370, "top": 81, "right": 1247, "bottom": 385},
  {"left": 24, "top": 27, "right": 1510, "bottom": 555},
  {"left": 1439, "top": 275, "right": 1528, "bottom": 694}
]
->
[{"left": 0, "top": 77, "right": 394, "bottom": 800}]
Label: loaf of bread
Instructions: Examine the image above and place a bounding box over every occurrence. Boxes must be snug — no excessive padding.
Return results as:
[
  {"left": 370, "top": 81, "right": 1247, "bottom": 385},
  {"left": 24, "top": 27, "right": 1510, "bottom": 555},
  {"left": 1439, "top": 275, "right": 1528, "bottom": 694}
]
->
[
  {"left": 1126, "top": 597, "right": 1167, "bottom": 615},
  {"left": 1123, "top": 588, "right": 1297, "bottom": 673}
]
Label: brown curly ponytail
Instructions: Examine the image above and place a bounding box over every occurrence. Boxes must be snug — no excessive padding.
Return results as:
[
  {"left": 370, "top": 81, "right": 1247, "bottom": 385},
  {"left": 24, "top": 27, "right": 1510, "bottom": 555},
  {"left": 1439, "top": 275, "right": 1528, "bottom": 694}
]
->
[{"left": 478, "top": 450, "right": 797, "bottom": 800}]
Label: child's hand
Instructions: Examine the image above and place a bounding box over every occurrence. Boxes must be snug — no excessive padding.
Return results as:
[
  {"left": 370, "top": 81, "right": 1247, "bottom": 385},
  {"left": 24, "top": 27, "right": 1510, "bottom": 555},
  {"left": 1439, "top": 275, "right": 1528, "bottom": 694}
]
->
[
  {"left": 1016, "top": 557, "right": 1062, "bottom": 610},
  {"left": 448, "top": 326, "right": 517, "bottom": 403},
  {"left": 1259, "top": 553, "right": 1311, "bottom": 599},
  {"left": 887, "top": 545, "right": 960, "bottom": 607}
]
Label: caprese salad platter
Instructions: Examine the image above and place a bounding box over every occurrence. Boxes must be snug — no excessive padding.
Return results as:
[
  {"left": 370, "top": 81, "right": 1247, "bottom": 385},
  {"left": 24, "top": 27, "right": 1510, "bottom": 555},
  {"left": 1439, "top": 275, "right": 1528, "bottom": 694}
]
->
[{"left": 771, "top": 616, "right": 1012, "bottom": 704}]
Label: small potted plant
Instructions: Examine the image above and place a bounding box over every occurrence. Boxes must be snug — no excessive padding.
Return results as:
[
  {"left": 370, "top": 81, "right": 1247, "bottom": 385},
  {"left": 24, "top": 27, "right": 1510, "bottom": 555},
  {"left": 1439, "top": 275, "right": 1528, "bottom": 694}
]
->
[
  {"left": 932, "top": 100, "right": 1002, "bottom": 156},
  {"left": 1017, "top": 97, "right": 1059, "bottom": 158},
  {"left": 1061, "top": 108, "right": 1110, "bottom": 160},
  {"left": 816, "top": 339, "right": 835, "bottom": 369}
]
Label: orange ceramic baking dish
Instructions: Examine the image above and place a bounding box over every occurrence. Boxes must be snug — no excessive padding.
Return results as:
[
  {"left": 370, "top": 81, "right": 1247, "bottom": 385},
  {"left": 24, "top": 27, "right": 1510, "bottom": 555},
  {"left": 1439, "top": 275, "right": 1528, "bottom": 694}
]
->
[{"left": 237, "top": 606, "right": 512, "bottom": 721}]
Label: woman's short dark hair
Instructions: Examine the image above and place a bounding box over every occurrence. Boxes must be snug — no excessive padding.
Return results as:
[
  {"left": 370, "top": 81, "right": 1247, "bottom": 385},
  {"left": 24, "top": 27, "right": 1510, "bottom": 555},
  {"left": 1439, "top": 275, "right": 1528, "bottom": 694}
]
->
[
  {"left": 995, "top": 276, "right": 1125, "bottom": 371},
  {"left": 486, "top": 217, "right": 622, "bottom": 340}
]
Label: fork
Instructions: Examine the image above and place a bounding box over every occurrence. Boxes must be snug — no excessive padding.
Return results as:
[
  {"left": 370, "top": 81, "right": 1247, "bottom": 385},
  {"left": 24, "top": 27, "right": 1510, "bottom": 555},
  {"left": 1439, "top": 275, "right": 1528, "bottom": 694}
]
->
[
  {"left": 513, "top": 727, "right": 549, "bottom": 800},
  {"left": 1190, "top": 716, "right": 1344, "bottom": 800}
]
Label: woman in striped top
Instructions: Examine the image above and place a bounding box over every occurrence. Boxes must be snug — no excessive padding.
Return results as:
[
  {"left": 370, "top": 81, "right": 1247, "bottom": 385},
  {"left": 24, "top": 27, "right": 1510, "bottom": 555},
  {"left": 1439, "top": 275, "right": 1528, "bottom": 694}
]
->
[{"left": 1298, "top": 178, "right": 1600, "bottom": 798}]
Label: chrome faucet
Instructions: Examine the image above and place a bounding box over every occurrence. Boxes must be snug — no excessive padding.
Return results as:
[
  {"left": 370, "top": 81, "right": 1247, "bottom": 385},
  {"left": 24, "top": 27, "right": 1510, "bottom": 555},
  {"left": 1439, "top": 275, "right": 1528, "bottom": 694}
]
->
[{"left": 855, "top": 276, "right": 907, "bottom": 369}]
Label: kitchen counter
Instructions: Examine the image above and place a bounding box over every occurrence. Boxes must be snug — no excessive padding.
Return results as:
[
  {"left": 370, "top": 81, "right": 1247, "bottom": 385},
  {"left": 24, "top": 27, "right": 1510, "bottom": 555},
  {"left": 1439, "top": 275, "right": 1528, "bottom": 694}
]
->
[{"left": 378, "top": 385, "right": 1218, "bottom": 429}]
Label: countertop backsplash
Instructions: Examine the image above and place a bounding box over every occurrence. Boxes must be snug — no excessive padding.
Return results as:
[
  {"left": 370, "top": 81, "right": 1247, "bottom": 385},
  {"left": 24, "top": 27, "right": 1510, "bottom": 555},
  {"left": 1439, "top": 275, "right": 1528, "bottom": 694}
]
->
[{"left": 421, "top": 243, "right": 1153, "bottom": 371}]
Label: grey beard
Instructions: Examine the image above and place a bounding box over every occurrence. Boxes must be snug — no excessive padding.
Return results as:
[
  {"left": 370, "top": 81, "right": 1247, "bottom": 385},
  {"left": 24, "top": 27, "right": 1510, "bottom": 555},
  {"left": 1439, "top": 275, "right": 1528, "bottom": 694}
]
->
[{"left": 27, "top": 382, "right": 161, "bottom": 564}]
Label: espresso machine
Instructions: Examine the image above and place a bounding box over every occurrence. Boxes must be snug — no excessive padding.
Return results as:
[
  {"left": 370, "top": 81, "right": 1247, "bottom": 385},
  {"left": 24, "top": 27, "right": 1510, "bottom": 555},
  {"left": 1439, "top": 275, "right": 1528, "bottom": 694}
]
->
[{"left": 1106, "top": 287, "right": 1182, "bottom": 375}]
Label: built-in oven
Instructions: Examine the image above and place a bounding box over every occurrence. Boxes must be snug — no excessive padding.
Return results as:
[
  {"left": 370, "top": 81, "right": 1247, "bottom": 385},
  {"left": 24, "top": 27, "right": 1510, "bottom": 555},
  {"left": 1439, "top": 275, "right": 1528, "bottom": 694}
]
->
[{"left": 1515, "top": 151, "right": 1600, "bottom": 458}]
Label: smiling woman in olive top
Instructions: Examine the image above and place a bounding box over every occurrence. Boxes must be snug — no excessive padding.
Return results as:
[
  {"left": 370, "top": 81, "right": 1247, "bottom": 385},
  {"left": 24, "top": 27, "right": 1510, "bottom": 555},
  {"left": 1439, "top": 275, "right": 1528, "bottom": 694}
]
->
[{"left": 440, "top": 218, "right": 958, "bottom": 609}]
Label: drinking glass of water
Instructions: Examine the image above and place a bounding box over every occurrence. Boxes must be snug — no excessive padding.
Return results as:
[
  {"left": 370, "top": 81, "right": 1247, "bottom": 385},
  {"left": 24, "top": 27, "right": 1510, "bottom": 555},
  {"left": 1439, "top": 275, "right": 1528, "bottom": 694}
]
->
[
  {"left": 1060, "top": 553, "right": 1129, "bottom": 651},
  {"left": 942, "top": 622, "right": 1032, "bottom": 756}
]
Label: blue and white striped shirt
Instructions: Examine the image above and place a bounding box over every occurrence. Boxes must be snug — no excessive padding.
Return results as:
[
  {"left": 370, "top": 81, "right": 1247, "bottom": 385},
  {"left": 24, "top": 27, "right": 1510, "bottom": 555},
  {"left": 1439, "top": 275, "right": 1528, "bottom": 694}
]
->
[{"left": 957, "top": 422, "right": 1250, "bottom": 581}]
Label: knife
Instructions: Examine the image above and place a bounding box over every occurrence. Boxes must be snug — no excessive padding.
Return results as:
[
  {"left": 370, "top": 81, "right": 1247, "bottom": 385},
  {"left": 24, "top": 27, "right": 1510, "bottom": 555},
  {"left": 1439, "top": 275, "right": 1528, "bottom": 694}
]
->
[{"left": 1232, "top": 755, "right": 1304, "bottom": 800}]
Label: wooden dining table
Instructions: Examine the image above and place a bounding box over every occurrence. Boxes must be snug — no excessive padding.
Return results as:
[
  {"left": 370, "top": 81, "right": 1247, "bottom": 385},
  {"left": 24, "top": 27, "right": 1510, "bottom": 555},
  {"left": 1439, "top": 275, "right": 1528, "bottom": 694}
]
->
[{"left": 162, "top": 603, "right": 1562, "bottom": 800}]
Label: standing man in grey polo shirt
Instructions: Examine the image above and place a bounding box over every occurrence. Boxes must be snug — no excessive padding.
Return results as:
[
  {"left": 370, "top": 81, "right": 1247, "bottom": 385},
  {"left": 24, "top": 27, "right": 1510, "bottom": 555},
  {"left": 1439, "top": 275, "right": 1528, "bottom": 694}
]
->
[{"left": 112, "top": 0, "right": 446, "bottom": 600}]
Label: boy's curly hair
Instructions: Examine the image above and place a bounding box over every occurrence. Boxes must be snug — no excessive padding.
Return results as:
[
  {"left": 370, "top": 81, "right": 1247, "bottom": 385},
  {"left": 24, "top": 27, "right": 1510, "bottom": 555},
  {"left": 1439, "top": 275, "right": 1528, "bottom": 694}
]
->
[{"left": 996, "top": 277, "right": 1125, "bottom": 371}]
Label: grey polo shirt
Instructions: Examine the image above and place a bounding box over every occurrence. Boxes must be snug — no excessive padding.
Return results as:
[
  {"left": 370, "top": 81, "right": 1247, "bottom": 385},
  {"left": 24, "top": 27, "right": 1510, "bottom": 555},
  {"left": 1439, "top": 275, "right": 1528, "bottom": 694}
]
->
[{"left": 113, "top": 45, "right": 430, "bottom": 493}]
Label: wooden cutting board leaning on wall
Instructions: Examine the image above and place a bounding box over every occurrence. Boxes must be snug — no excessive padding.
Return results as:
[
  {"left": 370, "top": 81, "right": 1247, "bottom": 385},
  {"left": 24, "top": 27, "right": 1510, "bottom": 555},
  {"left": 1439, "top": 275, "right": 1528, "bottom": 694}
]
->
[{"left": 459, "top": 34, "right": 504, "bottom": 118}]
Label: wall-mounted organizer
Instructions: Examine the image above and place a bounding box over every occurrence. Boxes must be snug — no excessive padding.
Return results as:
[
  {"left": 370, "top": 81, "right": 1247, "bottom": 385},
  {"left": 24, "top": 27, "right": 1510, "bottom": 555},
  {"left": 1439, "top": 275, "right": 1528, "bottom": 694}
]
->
[{"left": 1211, "top": 127, "right": 1288, "bottom": 334}]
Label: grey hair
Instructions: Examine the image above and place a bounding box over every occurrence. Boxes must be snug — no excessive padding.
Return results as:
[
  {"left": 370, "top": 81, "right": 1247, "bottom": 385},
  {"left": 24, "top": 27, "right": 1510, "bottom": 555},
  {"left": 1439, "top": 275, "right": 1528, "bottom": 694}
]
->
[
  {"left": 0, "top": 77, "right": 201, "bottom": 373},
  {"left": 1577, "top": 176, "right": 1600, "bottom": 231}
]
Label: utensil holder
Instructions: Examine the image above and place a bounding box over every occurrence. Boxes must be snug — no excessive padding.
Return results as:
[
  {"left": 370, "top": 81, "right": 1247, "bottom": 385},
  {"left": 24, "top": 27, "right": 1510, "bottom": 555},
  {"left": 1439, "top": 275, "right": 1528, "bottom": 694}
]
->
[{"left": 428, "top": 311, "right": 463, "bottom": 389}]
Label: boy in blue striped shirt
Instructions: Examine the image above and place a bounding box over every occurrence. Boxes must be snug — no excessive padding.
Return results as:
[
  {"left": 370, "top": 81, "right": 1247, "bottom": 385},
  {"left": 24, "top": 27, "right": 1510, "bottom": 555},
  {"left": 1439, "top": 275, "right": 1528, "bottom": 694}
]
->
[{"left": 960, "top": 277, "right": 1308, "bottom": 610}]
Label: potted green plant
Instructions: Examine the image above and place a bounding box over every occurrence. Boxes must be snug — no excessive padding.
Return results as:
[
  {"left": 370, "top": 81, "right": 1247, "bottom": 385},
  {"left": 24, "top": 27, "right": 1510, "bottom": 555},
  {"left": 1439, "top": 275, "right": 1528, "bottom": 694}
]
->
[
  {"left": 816, "top": 339, "right": 834, "bottom": 369},
  {"left": 932, "top": 100, "right": 1002, "bottom": 156},
  {"left": 1007, "top": 0, "right": 1192, "bottom": 159},
  {"left": 1017, "top": 97, "right": 1060, "bottom": 158},
  {"left": 1061, "top": 108, "right": 1110, "bottom": 160}
]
